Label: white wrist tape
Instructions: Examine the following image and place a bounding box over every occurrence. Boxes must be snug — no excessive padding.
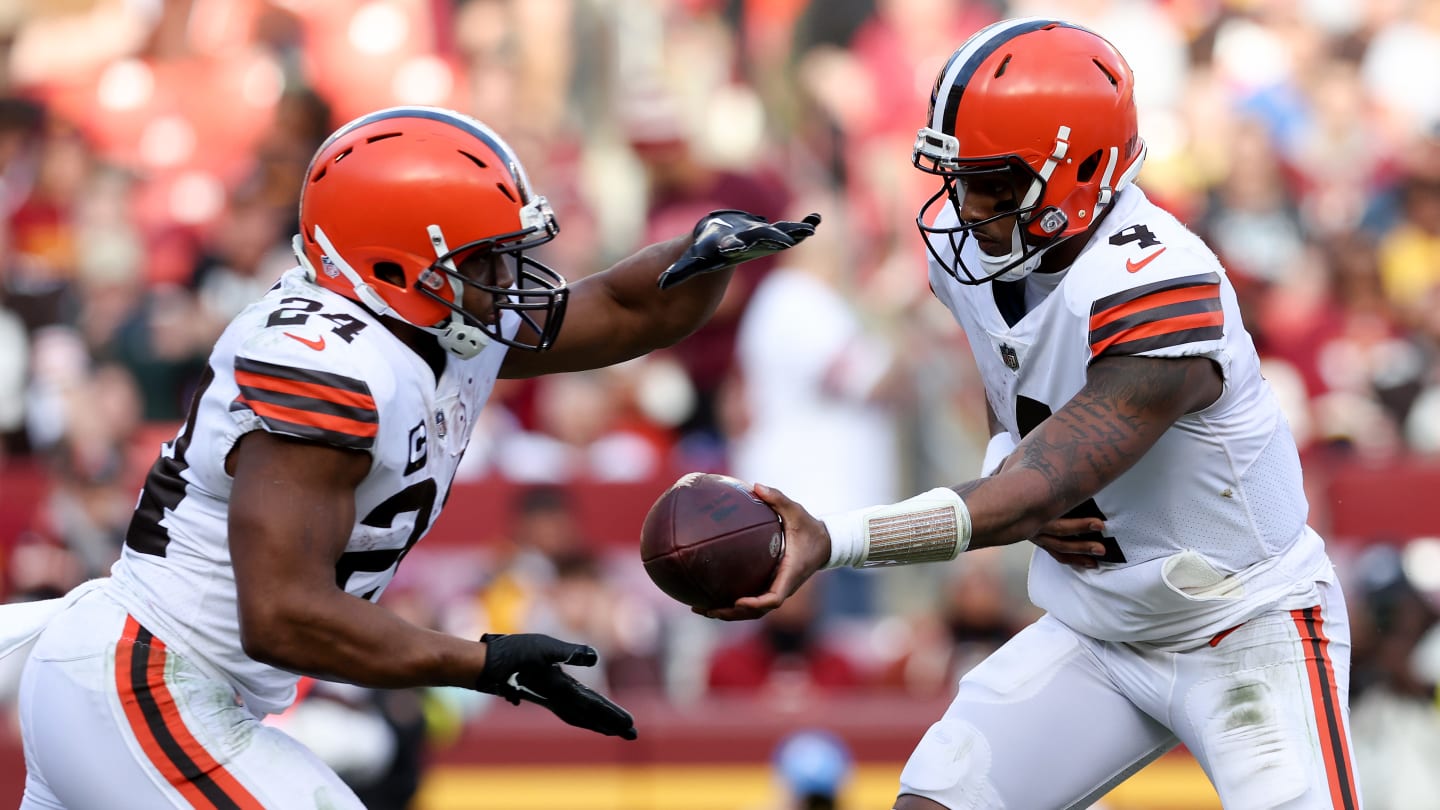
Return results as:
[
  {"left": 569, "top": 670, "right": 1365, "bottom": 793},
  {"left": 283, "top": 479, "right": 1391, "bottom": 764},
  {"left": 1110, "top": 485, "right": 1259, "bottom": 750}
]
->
[
  {"left": 981, "top": 432, "right": 1018, "bottom": 477},
  {"left": 821, "top": 487, "right": 971, "bottom": 569}
]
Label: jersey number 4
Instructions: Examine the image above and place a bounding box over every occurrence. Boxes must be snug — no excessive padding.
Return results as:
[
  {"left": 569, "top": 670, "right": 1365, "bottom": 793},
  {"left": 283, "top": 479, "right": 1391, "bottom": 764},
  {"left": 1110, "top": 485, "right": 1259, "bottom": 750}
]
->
[{"left": 1017, "top": 395, "right": 1127, "bottom": 564}]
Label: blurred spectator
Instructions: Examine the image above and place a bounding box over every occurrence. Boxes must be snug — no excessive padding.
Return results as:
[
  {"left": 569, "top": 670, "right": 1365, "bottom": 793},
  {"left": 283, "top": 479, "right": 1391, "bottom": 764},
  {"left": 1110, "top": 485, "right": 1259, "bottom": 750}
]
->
[
  {"left": 0, "top": 302, "right": 27, "bottom": 454},
  {"left": 624, "top": 79, "right": 792, "bottom": 463},
  {"left": 1360, "top": 1, "right": 1440, "bottom": 143},
  {"left": 495, "top": 367, "right": 672, "bottom": 483},
  {"left": 4, "top": 112, "right": 91, "bottom": 332},
  {"left": 876, "top": 546, "right": 1035, "bottom": 697},
  {"left": 706, "top": 580, "right": 864, "bottom": 700},
  {"left": 1348, "top": 542, "right": 1440, "bottom": 810},
  {"left": 1195, "top": 117, "right": 1308, "bottom": 285},
  {"left": 455, "top": 485, "right": 663, "bottom": 691},
  {"left": 725, "top": 195, "right": 903, "bottom": 617},
  {"left": 188, "top": 183, "right": 295, "bottom": 340},
  {"left": 1376, "top": 125, "right": 1440, "bottom": 330},
  {"left": 755, "top": 728, "right": 855, "bottom": 810},
  {"left": 37, "top": 361, "right": 142, "bottom": 578}
]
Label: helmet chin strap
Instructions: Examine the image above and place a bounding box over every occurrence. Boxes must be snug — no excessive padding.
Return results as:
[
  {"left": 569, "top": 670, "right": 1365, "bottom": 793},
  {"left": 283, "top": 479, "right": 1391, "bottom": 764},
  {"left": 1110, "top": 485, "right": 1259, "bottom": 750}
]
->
[
  {"left": 302, "top": 226, "right": 488, "bottom": 360},
  {"left": 308, "top": 226, "right": 397, "bottom": 318},
  {"left": 426, "top": 224, "right": 491, "bottom": 359},
  {"left": 980, "top": 136, "right": 1147, "bottom": 284}
]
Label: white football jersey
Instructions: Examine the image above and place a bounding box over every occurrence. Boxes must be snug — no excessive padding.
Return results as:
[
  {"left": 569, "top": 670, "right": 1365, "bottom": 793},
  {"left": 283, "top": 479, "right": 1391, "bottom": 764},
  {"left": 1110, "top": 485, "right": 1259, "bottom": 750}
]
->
[
  {"left": 928, "top": 186, "right": 1332, "bottom": 648},
  {"left": 107, "top": 267, "right": 511, "bottom": 715}
]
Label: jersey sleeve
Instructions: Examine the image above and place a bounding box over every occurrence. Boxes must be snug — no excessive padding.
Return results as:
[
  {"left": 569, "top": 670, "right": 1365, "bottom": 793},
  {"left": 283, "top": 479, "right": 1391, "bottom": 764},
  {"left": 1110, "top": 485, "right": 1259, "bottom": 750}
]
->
[
  {"left": 1086, "top": 271, "right": 1224, "bottom": 361},
  {"left": 230, "top": 356, "right": 378, "bottom": 450}
]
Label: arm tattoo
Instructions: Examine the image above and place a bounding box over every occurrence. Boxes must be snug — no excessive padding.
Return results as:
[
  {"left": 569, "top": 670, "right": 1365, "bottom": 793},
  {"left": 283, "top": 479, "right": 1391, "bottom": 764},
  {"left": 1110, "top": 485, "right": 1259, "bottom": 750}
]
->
[{"left": 1016, "top": 356, "right": 1201, "bottom": 511}]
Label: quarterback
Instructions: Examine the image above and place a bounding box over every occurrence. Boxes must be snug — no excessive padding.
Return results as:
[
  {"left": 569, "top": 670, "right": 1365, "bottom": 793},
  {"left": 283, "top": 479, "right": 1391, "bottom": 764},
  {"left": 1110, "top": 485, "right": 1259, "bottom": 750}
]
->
[
  {"left": 709, "top": 19, "right": 1360, "bottom": 810},
  {"left": 2, "top": 106, "right": 819, "bottom": 808}
]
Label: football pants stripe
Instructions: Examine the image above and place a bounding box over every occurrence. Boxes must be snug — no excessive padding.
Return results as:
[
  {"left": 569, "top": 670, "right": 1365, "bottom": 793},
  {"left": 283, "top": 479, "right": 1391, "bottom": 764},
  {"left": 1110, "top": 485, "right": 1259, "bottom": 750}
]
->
[
  {"left": 115, "top": 617, "right": 263, "bottom": 809},
  {"left": 1291, "top": 607, "right": 1359, "bottom": 810}
]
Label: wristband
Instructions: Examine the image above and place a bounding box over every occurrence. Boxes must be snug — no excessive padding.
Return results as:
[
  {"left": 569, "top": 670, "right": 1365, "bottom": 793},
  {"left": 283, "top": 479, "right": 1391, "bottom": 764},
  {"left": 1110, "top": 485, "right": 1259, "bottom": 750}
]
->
[
  {"left": 981, "top": 432, "right": 1018, "bottom": 477},
  {"left": 821, "top": 487, "right": 971, "bottom": 569}
]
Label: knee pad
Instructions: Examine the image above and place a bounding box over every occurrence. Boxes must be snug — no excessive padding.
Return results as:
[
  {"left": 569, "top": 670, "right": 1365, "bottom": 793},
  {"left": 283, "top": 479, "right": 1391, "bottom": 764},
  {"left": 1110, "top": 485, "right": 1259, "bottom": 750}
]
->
[{"left": 898, "top": 716, "right": 1005, "bottom": 809}]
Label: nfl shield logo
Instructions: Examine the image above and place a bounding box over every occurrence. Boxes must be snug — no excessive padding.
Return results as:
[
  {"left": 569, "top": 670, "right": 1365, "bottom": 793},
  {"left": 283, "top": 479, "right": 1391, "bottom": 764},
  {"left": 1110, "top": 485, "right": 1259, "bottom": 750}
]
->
[{"left": 999, "top": 343, "right": 1020, "bottom": 371}]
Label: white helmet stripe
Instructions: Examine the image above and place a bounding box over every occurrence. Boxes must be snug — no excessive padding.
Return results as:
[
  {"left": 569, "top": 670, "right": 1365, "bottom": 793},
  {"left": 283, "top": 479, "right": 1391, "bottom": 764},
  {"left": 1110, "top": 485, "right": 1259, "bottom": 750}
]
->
[{"left": 930, "top": 17, "right": 1064, "bottom": 134}]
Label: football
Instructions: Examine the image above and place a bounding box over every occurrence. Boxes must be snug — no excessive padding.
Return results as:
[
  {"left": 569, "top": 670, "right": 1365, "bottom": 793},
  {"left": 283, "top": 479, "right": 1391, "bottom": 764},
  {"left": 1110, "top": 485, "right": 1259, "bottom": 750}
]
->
[{"left": 639, "top": 472, "right": 785, "bottom": 610}]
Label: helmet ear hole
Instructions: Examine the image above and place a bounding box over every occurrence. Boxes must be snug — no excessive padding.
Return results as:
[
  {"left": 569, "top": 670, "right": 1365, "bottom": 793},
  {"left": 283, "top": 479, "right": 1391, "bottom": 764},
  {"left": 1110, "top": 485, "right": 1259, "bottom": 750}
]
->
[
  {"left": 373, "top": 261, "right": 406, "bottom": 288},
  {"left": 1076, "top": 150, "right": 1103, "bottom": 183}
]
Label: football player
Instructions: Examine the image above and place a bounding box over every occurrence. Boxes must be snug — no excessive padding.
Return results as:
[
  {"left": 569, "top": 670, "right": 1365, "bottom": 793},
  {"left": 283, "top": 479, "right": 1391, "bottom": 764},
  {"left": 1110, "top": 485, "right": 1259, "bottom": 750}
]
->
[
  {"left": 706, "top": 19, "right": 1360, "bottom": 810},
  {"left": 5, "top": 106, "right": 819, "bottom": 808}
]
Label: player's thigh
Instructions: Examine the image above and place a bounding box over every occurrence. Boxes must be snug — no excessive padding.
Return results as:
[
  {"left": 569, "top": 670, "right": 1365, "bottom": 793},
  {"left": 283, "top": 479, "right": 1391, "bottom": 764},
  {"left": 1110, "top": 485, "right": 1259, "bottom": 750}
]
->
[
  {"left": 898, "top": 615, "right": 1175, "bottom": 810},
  {"left": 1174, "top": 579, "right": 1359, "bottom": 810},
  {"left": 19, "top": 596, "right": 189, "bottom": 808},
  {"left": 20, "top": 593, "right": 364, "bottom": 809}
]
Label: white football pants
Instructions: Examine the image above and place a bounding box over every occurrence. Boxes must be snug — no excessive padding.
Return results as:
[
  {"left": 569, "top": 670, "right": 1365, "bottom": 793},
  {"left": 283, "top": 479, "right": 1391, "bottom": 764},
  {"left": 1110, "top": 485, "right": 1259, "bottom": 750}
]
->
[
  {"left": 899, "top": 578, "right": 1360, "bottom": 809},
  {"left": 18, "top": 588, "right": 365, "bottom": 809}
]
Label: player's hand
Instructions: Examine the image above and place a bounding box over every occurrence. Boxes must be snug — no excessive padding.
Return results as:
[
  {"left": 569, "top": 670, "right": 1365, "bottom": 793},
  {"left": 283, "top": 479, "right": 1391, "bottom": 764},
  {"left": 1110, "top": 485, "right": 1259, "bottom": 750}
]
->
[
  {"left": 656, "top": 210, "right": 822, "bottom": 290},
  {"left": 475, "top": 633, "right": 637, "bottom": 740},
  {"left": 1031, "top": 518, "right": 1109, "bottom": 570},
  {"left": 696, "top": 483, "right": 828, "bottom": 621}
]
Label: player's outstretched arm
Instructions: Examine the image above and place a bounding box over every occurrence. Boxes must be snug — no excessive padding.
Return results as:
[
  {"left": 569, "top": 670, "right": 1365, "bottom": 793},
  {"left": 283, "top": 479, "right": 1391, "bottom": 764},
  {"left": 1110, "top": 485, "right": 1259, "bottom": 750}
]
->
[
  {"left": 700, "top": 354, "right": 1221, "bottom": 621},
  {"left": 500, "top": 210, "right": 820, "bottom": 379}
]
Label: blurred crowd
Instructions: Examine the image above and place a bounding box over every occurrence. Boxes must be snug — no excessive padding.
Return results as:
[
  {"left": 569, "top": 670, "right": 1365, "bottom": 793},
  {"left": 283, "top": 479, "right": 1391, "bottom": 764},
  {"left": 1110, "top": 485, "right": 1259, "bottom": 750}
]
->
[{"left": 2, "top": 0, "right": 1440, "bottom": 807}]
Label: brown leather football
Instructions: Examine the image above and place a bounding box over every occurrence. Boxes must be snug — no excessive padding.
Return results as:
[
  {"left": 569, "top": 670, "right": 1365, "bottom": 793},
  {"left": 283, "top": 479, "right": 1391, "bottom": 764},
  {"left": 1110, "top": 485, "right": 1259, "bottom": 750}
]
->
[{"left": 639, "top": 473, "right": 784, "bottom": 611}]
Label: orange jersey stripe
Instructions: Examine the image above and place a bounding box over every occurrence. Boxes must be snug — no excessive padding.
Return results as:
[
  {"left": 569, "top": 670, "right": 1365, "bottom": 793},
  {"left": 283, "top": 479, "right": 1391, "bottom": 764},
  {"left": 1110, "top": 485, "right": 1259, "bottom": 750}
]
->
[
  {"left": 1090, "top": 310, "right": 1225, "bottom": 358},
  {"left": 1089, "top": 283, "right": 1218, "bottom": 332},
  {"left": 1291, "top": 608, "right": 1358, "bottom": 810},
  {"left": 234, "top": 368, "right": 376, "bottom": 411},
  {"left": 116, "top": 618, "right": 265, "bottom": 809},
  {"left": 244, "top": 397, "right": 381, "bottom": 439}
]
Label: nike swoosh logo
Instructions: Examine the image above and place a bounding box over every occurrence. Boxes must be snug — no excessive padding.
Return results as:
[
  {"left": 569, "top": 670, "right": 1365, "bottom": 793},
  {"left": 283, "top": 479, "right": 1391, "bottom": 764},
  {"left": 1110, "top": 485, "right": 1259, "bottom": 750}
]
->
[
  {"left": 284, "top": 332, "right": 326, "bottom": 351},
  {"left": 1125, "top": 247, "right": 1166, "bottom": 273},
  {"left": 507, "top": 672, "right": 546, "bottom": 700}
]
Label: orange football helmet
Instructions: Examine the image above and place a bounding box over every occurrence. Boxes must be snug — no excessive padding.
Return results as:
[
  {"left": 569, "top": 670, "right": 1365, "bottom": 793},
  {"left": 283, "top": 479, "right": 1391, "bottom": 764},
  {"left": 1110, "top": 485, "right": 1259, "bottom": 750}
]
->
[
  {"left": 913, "top": 19, "right": 1147, "bottom": 283},
  {"left": 295, "top": 106, "right": 567, "bottom": 356}
]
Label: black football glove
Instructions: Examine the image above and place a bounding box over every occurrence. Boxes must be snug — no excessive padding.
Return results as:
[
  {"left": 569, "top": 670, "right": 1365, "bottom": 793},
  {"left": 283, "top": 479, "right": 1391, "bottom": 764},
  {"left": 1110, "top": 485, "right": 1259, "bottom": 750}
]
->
[
  {"left": 656, "top": 209, "right": 822, "bottom": 290},
  {"left": 475, "top": 632, "right": 637, "bottom": 740}
]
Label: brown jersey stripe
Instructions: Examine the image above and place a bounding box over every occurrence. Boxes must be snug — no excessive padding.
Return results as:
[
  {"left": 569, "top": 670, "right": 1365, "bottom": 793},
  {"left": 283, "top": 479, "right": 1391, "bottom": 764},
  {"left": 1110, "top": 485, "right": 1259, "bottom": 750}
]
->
[
  {"left": 1090, "top": 297, "right": 1223, "bottom": 344},
  {"left": 234, "top": 356, "right": 371, "bottom": 395},
  {"left": 115, "top": 617, "right": 264, "bottom": 809},
  {"left": 240, "top": 398, "right": 379, "bottom": 448},
  {"left": 1091, "top": 312, "right": 1225, "bottom": 358},
  {"left": 235, "top": 379, "right": 379, "bottom": 427},
  {"left": 1091, "top": 271, "right": 1220, "bottom": 314},
  {"left": 1291, "top": 607, "right": 1358, "bottom": 810},
  {"left": 233, "top": 368, "right": 376, "bottom": 412},
  {"left": 1090, "top": 283, "right": 1220, "bottom": 333}
]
